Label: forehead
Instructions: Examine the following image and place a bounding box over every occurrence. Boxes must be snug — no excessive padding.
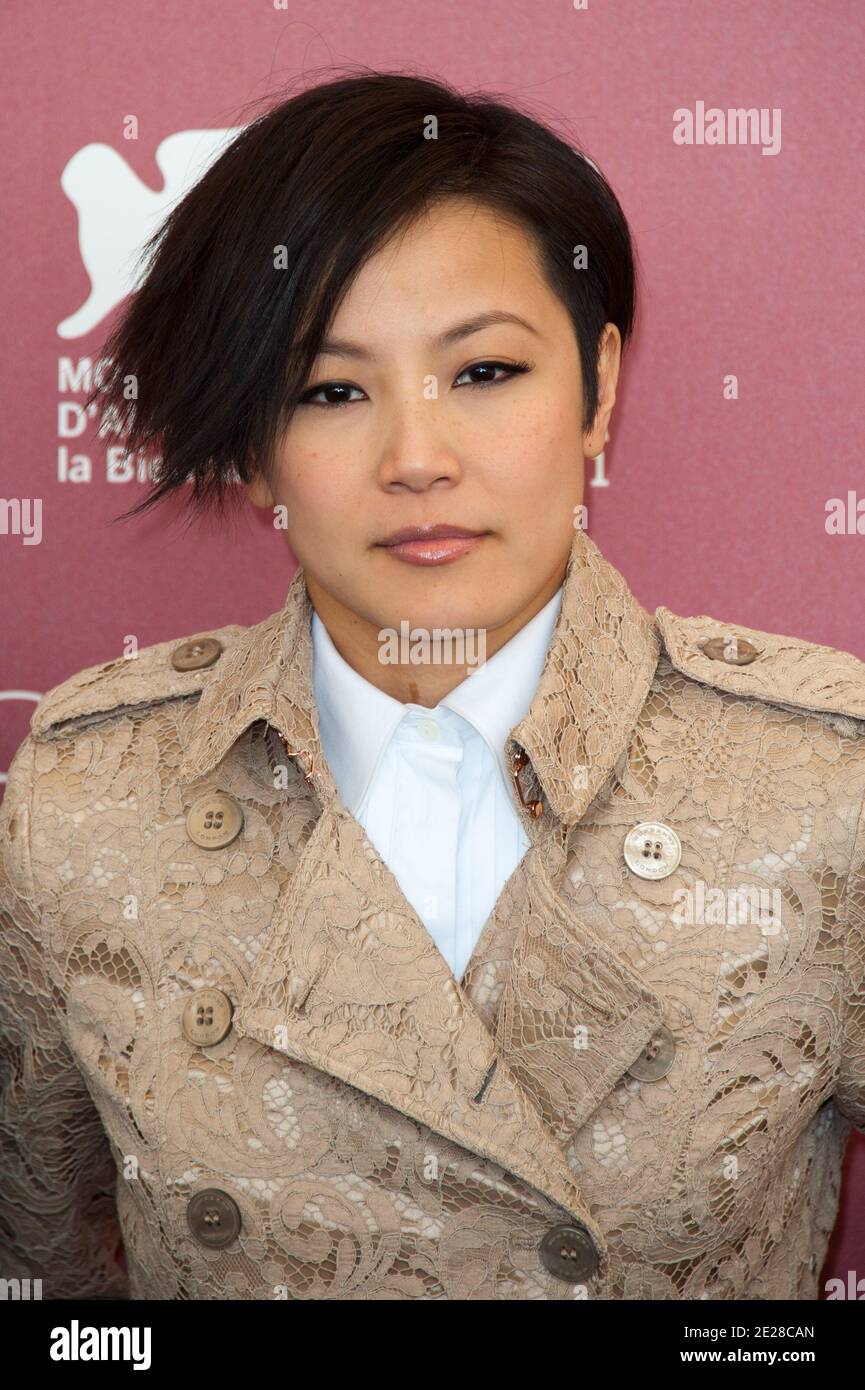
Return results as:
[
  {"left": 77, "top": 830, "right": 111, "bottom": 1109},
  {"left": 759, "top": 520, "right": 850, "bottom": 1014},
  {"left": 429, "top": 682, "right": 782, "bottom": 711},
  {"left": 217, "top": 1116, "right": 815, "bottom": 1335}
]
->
[{"left": 330, "top": 197, "right": 553, "bottom": 333}]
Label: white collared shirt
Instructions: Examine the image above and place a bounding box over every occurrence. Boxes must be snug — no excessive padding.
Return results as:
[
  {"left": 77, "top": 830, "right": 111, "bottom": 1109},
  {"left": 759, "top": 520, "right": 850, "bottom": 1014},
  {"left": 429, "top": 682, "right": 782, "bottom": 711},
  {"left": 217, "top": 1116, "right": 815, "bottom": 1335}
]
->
[{"left": 311, "top": 587, "right": 563, "bottom": 981}]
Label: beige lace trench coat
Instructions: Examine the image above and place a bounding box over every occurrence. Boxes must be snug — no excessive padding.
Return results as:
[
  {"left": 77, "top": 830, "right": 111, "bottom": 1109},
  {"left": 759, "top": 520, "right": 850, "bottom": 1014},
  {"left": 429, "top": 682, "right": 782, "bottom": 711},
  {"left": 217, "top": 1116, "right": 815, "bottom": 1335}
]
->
[{"left": 2, "top": 528, "right": 865, "bottom": 1301}]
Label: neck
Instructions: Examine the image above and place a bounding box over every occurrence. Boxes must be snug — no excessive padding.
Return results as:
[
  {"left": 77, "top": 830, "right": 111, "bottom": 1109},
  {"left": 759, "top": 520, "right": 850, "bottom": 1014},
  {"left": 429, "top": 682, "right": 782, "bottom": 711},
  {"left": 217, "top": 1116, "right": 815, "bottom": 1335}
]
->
[{"left": 306, "top": 566, "right": 568, "bottom": 707}]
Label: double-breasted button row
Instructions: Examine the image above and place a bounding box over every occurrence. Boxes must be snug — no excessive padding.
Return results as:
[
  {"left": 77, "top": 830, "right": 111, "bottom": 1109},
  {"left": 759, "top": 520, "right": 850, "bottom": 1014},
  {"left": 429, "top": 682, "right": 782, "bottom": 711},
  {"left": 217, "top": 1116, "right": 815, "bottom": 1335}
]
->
[
  {"left": 186, "top": 1191, "right": 604, "bottom": 1283},
  {"left": 181, "top": 987, "right": 234, "bottom": 1047},
  {"left": 185, "top": 1193, "right": 603, "bottom": 1277},
  {"left": 184, "top": 1193, "right": 602, "bottom": 1278}
]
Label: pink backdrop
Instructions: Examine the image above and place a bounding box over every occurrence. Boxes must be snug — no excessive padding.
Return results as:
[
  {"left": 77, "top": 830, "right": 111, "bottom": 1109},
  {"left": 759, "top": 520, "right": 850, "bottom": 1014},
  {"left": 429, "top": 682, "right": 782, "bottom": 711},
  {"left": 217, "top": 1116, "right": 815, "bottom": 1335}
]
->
[{"left": 2, "top": 0, "right": 864, "bottom": 1293}]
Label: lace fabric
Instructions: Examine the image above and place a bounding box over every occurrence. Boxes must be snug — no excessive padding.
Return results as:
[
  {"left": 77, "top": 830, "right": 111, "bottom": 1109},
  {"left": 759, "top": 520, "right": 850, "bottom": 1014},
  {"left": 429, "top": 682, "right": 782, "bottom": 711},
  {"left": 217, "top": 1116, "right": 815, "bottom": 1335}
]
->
[{"left": 1, "top": 527, "right": 864, "bottom": 1299}]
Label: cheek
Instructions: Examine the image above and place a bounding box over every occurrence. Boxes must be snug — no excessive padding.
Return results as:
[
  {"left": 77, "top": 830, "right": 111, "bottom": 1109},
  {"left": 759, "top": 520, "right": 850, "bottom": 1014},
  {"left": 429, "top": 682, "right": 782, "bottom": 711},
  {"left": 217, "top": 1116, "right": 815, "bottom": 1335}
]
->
[
  {"left": 480, "top": 395, "right": 580, "bottom": 494},
  {"left": 271, "top": 443, "right": 354, "bottom": 524}
]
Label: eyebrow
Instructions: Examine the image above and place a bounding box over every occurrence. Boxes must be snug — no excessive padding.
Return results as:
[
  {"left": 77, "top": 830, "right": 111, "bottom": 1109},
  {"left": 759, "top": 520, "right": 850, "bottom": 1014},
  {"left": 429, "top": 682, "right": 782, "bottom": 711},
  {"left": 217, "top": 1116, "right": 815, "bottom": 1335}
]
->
[{"left": 317, "top": 311, "right": 541, "bottom": 359}]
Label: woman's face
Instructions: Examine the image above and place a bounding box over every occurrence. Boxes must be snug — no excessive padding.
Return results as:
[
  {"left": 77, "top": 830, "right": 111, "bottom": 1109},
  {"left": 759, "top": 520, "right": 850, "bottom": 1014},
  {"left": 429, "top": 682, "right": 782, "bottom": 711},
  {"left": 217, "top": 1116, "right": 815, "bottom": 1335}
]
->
[{"left": 247, "top": 196, "right": 620, "bottom": 654}]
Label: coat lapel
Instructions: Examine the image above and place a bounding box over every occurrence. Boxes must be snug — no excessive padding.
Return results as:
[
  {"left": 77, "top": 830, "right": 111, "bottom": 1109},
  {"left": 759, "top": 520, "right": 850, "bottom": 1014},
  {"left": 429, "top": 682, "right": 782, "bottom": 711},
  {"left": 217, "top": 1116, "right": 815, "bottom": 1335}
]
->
[
  {"left": 229, "top": 801, "right": 612, "bottom": 1268},
  {"left": 176, "top": 527, "right": 668, "bottom": 1265},
  {"left": 482, "top": 831, "right": 667, "bottom": 1147}
]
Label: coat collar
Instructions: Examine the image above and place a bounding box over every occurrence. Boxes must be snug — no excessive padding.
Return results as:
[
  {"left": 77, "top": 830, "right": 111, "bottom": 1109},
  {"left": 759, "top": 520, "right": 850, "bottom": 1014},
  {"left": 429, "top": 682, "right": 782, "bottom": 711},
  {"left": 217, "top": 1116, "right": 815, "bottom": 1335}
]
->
[{"left": 177, "top": 526, "right": 661, "bottom": 825}]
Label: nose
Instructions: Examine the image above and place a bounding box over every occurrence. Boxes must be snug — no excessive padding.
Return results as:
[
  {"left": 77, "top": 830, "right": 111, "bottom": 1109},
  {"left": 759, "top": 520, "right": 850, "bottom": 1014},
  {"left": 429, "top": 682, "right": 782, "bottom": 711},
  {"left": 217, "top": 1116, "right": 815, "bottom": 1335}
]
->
[{"left": 376, "top": 390, "right": 461, "bottom": 491}]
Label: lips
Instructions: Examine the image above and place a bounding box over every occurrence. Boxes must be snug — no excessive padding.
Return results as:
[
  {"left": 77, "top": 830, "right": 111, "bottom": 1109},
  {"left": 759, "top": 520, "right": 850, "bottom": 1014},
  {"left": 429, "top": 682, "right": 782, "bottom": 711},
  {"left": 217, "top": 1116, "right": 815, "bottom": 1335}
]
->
[
  {"left": 378, "top": 524, "right": 487, "bottom": 546},
  {"left": 376, "top": 524, "right": 489, "bottom": 567}
]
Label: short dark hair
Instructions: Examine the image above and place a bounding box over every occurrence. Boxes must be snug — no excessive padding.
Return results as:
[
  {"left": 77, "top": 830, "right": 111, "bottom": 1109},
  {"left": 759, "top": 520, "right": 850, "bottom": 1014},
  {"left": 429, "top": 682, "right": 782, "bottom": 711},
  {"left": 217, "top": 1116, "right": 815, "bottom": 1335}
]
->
[{"left": 92, "top": 67, "right": 638, "bottom": 524}]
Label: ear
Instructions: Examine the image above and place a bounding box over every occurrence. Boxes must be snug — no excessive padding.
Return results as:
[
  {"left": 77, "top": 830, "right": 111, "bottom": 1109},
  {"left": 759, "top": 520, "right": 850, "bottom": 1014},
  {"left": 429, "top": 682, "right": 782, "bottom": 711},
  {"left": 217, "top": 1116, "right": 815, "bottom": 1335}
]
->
[
  {"left": 582, "top": 324, "right": 622, "bottom": 459},
  {"left": 244, "top": 471, "right": 276, "bottom": 508}
]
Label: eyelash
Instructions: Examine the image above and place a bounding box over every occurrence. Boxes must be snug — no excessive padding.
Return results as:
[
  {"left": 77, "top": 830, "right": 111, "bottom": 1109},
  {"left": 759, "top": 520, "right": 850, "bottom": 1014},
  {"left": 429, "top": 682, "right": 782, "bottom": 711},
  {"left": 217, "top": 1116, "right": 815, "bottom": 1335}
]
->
[{"left": 297, "top": 359, "right": 534, "bottom": 409}]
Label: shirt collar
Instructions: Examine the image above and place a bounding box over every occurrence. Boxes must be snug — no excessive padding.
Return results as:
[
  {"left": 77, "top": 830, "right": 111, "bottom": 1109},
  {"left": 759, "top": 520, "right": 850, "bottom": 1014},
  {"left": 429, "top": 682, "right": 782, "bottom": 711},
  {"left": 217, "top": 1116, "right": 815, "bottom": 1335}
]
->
[
  {"left": 177, "top": 527, "right": 662, "bottom": 827},
  {"left": 310, "top": 614, "right": 404, "bottom": 813},
  {"left": 311, "top": 586, "right": 564, "bottom": 813}
]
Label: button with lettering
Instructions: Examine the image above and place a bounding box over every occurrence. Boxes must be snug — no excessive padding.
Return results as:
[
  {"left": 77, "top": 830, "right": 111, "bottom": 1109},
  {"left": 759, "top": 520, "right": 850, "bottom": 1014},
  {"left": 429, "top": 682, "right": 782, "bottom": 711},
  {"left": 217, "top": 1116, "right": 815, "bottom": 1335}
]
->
[
  {"left": 539, "top": 1223, "right": 599, "bottom": 1283},
  {"left": 698, "top": 635, "right": 760, "bottom": 666},
  {"left": 186, "top": 1189, "right": 242, "bottom": 1249},
  {"left": 182, "top": 988, "right": 234, "bottom": 1047},
  {"left": 623, "top": 822, "right": 682, "bottom": 880},
  {"left": 185, "top": 791, "right": 244, "bottom": 849},
  {"left": 171, "top": 637, "right": 224, "bottom": 672},
  {"left": 626, "top": 1024, "right": 677, "bottom": 1081}
]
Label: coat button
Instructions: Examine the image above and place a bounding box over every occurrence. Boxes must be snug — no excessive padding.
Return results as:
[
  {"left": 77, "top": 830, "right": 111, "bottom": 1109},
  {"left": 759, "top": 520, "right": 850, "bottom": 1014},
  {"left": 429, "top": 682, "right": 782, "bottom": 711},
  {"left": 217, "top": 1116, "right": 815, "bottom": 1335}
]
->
[
  {"left": 623, "top": 822, "right": 682, "bottom": 879},
  {"left": 626, "top": 1024, "right": 677, "bottom": 1081},
  {"left": 181, "top": 988, "right": 234, "bottom": 1047},
  {"left": 185, "top": 791, "right": 244, "bottom": 849},
  {"left": 698, "top": 635, "right": 760, "bottom": 666},
  {"left": 186, "top": 1189, "right": 242, "bottom": 1249},
  {"left": 170, "top": 637, "right": 224, "bottom": 671},
  {"left": 539, "top": 1223, "right": 599, "bottom": 1283}
]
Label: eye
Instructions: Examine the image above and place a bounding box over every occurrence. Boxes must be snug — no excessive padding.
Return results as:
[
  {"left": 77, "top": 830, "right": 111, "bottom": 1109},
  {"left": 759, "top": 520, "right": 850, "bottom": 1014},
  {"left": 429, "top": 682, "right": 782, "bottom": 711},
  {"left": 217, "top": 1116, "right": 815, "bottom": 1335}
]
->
[
  {"left": 296, "top": 359, "right": 533, "bottom": 407},
  {"left": 298, "top": 381, "right": 368, "bottom": 408},
  {"left": 453, "top": 359, "right": 533, "bottom": 389}
]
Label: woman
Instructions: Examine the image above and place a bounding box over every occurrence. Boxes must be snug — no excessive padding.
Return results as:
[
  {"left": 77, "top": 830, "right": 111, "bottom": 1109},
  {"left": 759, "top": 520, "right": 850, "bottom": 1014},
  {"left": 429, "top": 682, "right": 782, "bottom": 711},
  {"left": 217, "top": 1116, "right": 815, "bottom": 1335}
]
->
[{"left": 1, "top": 70, "right": 864, "bottom": 1302}]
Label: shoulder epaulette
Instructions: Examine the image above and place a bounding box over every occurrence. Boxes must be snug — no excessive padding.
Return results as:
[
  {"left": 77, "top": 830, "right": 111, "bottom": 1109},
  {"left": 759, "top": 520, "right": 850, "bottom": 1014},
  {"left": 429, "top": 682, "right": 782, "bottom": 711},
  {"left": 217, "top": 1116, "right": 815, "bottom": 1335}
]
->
[
  {"left": 30, "top": 625, "right": 247, "bottom": 740},
  {"left": 654, "top": 607, "right": 865, "bottom": 725}
]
